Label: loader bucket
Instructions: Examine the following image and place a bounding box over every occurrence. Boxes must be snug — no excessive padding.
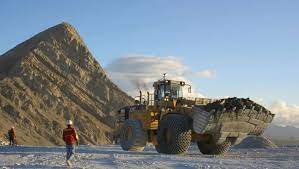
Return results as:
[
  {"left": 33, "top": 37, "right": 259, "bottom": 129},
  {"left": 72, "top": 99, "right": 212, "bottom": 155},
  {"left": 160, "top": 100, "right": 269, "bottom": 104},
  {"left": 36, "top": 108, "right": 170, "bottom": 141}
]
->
[{"left": 192, "top": 98, "right": 275, "bottom": 145}]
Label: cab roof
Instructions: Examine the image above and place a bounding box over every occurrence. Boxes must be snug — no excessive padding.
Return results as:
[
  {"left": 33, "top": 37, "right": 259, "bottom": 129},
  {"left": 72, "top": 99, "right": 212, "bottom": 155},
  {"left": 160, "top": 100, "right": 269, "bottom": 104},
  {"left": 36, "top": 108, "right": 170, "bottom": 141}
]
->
[{"left": 153, "top": 79, "right": 186, "bottom": 87}]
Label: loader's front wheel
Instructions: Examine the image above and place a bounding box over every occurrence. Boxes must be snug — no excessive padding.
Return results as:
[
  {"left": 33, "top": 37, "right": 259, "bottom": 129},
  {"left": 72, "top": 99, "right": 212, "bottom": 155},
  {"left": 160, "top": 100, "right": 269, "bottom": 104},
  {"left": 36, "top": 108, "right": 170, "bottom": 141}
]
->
[
  {"left": 156, "top": 114, "right": 192, "bottom": 154},
  {"left": 120, "top": 119, "right": 146, "bottom": 151},
  {"left": 197, "top": 137, "right": 234, "bottom": 155}
]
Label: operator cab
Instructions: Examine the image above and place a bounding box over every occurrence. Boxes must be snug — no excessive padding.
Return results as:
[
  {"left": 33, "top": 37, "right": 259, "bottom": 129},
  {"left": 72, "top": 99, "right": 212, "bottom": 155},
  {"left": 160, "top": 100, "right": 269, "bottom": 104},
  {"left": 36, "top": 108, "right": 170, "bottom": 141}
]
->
[{"left": 153, "top": 78, "right": 189, "bottom": 101}]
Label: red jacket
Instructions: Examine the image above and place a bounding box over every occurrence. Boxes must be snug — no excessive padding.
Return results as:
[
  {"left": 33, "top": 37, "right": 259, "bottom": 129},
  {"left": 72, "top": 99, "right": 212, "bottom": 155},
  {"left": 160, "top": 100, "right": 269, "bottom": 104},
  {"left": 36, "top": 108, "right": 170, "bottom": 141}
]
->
[
  {"left": 63, "top": 127, "right": 78, "bottom": 145},
  {"left": 8, "top": 128, "right": 16, "bottom": 139}
]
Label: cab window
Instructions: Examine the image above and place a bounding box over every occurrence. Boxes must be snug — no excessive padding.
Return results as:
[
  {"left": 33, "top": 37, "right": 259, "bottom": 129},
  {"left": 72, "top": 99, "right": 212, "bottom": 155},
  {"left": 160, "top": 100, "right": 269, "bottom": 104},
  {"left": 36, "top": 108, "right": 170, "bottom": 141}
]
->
[
  {"left": 171, "top": 84, "right": 183, "bottom": 98},
  {"left": 156, "top": 85, "right": 164, "bottom": 100}
]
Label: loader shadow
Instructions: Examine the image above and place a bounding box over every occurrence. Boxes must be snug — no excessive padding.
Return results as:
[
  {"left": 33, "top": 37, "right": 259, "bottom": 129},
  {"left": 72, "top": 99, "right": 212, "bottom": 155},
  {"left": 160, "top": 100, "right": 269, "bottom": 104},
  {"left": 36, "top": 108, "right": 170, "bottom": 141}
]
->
[
  {"left": 87, "top": 153, "right": 214, "bottom": 169},
  {"left": 0, "top": 145, "right": 222, "bottom": 159}
]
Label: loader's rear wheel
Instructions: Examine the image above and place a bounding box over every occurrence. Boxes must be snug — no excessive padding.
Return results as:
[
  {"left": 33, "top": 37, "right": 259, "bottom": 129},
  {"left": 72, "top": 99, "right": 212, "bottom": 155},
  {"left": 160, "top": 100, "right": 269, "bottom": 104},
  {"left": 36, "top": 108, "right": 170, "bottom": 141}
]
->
[
  {"left": 156, "top": 114, "right": 191, "bottom": 154},
  {"left": 197, "top": 137, "right": 234, "bottom": 155},
  {"left": 120, "top": 119, "right": 146, "bottom": 151}
]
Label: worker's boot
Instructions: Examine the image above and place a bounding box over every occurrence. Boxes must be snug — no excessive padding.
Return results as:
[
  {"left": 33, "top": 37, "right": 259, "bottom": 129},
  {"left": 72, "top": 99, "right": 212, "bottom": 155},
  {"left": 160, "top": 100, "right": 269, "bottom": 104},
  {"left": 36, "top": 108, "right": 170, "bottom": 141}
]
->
[{"left": 66, "top": 160, "right": 72, "bottom": 167}]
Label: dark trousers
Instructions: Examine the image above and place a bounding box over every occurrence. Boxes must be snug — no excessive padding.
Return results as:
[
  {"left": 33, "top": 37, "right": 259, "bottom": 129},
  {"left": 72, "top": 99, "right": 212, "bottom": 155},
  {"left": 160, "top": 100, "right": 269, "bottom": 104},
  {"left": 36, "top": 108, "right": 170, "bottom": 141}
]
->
[
  {"left": 66, "top": 144, "right": 75, "bottom": 161},
  {"left": 9, "top": 138, "right": 15, "bottom": 146}
]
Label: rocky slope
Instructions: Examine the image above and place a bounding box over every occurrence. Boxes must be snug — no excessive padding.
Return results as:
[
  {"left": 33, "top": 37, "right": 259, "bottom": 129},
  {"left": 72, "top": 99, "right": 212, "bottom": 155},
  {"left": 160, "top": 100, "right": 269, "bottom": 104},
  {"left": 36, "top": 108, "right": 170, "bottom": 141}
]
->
[{"left": 0, "top": 22, "right": 133, "bottom": 146}]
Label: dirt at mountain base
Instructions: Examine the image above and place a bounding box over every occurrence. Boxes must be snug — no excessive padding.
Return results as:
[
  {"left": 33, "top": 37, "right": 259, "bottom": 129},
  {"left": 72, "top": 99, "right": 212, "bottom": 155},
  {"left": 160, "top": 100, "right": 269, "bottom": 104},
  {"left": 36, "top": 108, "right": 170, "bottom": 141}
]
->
[{"left": 234, "top": 136, "right": 278, "bottom": 149}]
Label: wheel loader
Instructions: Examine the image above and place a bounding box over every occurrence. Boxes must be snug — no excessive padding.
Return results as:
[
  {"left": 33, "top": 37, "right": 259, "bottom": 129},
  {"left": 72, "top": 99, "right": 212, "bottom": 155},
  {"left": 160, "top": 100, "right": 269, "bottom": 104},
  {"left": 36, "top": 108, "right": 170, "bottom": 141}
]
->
[{"left": 117, "top": 75, "right": 275, "bottom": 155}]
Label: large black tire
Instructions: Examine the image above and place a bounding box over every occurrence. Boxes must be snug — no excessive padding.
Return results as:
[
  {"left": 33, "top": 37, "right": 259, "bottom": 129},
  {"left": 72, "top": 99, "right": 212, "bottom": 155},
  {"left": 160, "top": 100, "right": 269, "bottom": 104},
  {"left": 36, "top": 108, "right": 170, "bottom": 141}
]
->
[
  {"left": 197, "top": 138, "right": 233, "bottom": 155},
  {"left": 120, "top": 119, "right": 146, "bottom": 151},
  {"left": 156, "top": 114, "right": 192, "bottom": 154}
]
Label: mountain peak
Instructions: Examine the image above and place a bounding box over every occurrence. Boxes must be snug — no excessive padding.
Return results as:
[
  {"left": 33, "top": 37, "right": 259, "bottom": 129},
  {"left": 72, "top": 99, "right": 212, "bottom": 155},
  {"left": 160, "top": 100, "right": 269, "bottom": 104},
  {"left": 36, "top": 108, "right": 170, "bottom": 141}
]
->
[
  {"left": 0, "top": 22, "right": 98, "bottom": 77},
  {"left": 41, "top": 22, "right": 84, "bottom": 44},
  {"left": 58, "top": 21, "right": 74, "bottom": 28},
  {"left": 48, "top": 21, "right": 74, "bottom": 31}
]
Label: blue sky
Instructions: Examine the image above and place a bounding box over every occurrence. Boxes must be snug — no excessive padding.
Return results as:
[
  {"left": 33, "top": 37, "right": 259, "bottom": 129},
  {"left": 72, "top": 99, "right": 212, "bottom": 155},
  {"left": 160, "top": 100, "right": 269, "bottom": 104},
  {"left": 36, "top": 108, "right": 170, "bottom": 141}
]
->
[{"left": 0, "top": 0, "right": 298, "bottom": 108}]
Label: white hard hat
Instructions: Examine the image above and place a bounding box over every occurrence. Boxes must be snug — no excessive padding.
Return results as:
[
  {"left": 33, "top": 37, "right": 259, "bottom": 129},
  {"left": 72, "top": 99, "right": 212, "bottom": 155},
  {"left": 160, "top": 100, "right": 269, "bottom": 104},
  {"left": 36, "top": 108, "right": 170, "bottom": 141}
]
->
[{"left": 66, "top": 120, "right": 73, "bottom": 125}]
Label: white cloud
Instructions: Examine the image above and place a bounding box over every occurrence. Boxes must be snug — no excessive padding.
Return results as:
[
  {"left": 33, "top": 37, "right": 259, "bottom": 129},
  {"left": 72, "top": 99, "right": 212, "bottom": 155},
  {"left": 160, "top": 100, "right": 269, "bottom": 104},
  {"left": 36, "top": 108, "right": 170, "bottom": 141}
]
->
[
  {"left": 105, "top": 55, "right": 211, "bottom": 98},
  {"left": 251, "top": 97, "right": 264, "bottom": 105},
  {"left": 269, "top": 101, "right": 299, "bottom": 128},
  {"left": 195, "top": 69, "right": 216, "bottom": 78}
]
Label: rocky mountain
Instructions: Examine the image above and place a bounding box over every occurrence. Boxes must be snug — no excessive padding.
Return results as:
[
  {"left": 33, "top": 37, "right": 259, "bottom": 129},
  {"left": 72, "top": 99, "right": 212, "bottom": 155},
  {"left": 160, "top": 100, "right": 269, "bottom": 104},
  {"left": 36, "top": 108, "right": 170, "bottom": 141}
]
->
[{"left": 0, "top": 22, "right": 133, "bottom": 146}]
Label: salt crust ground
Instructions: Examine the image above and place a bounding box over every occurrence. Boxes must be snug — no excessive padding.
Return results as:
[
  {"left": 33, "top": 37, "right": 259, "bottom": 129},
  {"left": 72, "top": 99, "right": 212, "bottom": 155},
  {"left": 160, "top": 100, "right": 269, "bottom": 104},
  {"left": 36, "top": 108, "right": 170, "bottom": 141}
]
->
[{"left": 0, "top": 144, "right": 298, "bottom": 169}]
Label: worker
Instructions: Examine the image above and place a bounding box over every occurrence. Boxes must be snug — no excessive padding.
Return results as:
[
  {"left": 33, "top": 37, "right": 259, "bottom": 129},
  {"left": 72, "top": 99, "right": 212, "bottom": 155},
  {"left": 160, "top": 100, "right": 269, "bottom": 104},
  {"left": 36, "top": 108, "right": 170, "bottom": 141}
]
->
[
  {"left": 8, "top": 126, "right": 16, "bottom": 146},
  {"left": 62, "top": 120, "right": 79, "bottom": 167}
]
